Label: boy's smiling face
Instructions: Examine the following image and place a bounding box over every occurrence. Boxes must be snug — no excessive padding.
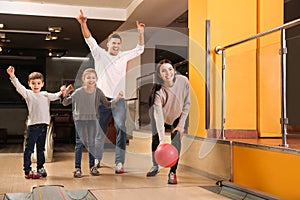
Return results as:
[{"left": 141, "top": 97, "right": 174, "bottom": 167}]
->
[{"left": 28, "top": 78, "right": 44, "bottom": 93}]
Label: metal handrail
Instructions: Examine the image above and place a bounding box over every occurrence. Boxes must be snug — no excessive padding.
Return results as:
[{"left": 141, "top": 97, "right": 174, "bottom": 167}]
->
[
  {"left": 215, "top": 18, "right": 300, "bottom": 53},
  {"left": 136, "top": 72, "right": 155, "bottom": 82},
  {"left": 214, "top": 18, "right": 300, "bottom": 146}
]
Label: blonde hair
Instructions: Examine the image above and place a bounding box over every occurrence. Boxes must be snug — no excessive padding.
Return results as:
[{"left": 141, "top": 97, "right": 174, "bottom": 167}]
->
[{"left": 82, "top": 68, "right": 98, "bottom": 84}]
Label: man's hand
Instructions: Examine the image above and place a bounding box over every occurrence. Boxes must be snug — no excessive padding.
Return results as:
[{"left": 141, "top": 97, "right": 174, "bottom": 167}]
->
[
  {"left": 76, "top": 9, "right": 87, "bottom": 25},
  {"left": 136, "top": 21, "right": 145, "bottom": 34}
]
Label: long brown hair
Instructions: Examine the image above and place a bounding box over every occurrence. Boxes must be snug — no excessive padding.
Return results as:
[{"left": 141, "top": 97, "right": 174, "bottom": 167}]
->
[{"left": 148, "top": 59, "right": 175, "bottom": 107}]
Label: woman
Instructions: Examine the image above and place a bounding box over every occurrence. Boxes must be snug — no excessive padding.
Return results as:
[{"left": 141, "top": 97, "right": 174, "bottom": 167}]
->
[{"left": 147, "top": 59, "right": 191, "bottom": 184}]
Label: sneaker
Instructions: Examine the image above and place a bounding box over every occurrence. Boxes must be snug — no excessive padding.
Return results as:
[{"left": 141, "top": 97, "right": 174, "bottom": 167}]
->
[
  {"left": 168, "top": 172, "right": 177, "bottom": 184},
  {"left": 73, "top": 168, "right": 82, "bottom": 178},
  {"left": 37, "top": 167, "right": 47, "bottom": 177},
  {"left": 25, "top": 171, "right": 41, "bottom": 179},
  {"left": 90, "top": 166, "right": 100, "bottom": 176},
  {"left": 115, "top": 162, "right": 124, "bottom": 174},
  {"left": 96, "top": 163, "right": 100, "bottom": 168},
  {"left": 95, "top": 159, "right": 100, "bottom": 168},
  {"left": 146, "top": 166, "right": 159, "bottom": 177}
]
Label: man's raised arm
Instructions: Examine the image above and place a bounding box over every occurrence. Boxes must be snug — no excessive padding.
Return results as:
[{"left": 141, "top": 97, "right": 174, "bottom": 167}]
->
[{"left": 76, "top": 9, "right": 91, "bottom": 38}]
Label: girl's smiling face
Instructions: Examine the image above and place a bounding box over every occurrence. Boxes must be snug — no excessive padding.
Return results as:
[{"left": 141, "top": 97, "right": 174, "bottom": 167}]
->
[{"left": 82, "top": 72, "right": 98, "bottom": 88}]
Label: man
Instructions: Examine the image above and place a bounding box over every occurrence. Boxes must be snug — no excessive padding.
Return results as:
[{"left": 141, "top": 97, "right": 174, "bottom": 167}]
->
[{"left": 76, "top": 9, "right": 145, "bottom": 174}]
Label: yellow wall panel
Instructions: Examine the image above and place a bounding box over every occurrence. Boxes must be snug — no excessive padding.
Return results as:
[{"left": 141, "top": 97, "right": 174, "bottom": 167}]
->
[
  {"left": 225, "top": 50, "right": 257, "bottom": 129},
  {"left": 189, "top": 0, "right": 257, "bottom": 132},
  {"left": 188, "top": 0, "right": 207, "bottom": 136},
  {"left": 233, "top": 145, "right": 300, "bottom": 199},
  {"left": 257, "top": 0, "right": 283, "bottom": 136}
]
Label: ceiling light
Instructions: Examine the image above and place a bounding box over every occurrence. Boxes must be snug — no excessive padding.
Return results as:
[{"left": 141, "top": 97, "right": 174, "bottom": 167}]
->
[
  {"left": 48, "top": 26, "right": 62, "bottom": 33},
  {"left": 45, "top": 34, "right": 58, "bottom": 41},
  {"left": 52, "top": 56, "right": 90, "bottom": 61},
  {"left": 0, "top": 24, "right": 3, "bottom": 29},
  {"left": 0, "top": 33, "right": 5, "bottom": 39},
  {"left": 48, "top": 49, "right": 66, "bottom": 58},
  {"left": 0, "top": 38, "right": 10, "bottom": 43}
]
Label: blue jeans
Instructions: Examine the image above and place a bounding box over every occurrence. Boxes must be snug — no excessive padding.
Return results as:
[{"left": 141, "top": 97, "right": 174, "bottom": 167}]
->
[
  {"left": 98, "top": 98, "right": 127, "bottom": 164},
  {"left": 23, "top": 123, "right": 48, "bottom": 174},
  {"left": 74, "top": 120, "right": 99, "bottom": 168},
  {"left": 149, "top": 107, "right": 181, "bottom": 173}
]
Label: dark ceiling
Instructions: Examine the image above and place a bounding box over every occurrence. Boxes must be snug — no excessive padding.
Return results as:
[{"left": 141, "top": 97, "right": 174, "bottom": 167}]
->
[{"left": 0, "top": 13, "right": 124, "bottom": 57}]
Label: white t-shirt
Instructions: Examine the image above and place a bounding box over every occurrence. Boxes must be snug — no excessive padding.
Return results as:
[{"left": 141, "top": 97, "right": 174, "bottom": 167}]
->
[{"left": 85, "top": 36, "right": 144, "bottom": 98}]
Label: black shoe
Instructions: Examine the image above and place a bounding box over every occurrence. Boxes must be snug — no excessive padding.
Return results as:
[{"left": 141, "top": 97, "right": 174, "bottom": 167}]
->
[{"left": 146, "top": 166, "right": 159, "bottom": 177}]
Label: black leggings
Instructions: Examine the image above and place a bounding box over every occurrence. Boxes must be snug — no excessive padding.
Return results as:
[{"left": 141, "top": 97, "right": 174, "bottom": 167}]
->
[{"left": 151, "top": 118, "right": 181, "bottom": 174}]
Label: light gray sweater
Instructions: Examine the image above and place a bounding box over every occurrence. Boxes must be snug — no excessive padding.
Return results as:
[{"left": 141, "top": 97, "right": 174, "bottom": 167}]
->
[
  {"left": 153, "top": 75, "right": 191, "bottom": 141},
  {"left": 10, "top": 77, "right": 61, "bottom": 126},
  {"left": 62, "top": 87, "right": 112, "bottom": 120}
]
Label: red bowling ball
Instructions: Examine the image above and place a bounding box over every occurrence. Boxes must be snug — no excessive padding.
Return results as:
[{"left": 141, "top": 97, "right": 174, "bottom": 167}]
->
[{"left": 154, "top": 143, "right": 178, "bottom": 168}]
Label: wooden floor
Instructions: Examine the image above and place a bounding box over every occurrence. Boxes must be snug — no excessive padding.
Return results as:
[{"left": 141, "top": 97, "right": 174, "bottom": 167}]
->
[
  {"left": 0, "top": 134, "right": 230, "bottom": 200},
  {"left": 0, "top": 130, "right": 299, "bottom": 199},
  {"left": 0, "top": 151, "right": 231, "bottom": 199}
]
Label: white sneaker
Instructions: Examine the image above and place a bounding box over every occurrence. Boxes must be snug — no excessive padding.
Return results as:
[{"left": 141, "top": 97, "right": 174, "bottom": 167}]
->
[
  {"left": 95, "top": 159, "right": 100, "bottom": 168},
  {"left": 115, "top": 162, "right": 124, "bottom": 174}
]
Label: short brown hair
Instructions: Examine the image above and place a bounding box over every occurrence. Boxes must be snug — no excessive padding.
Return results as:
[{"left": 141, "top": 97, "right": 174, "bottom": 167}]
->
[
  {"left": 108, "top": 32, "right": 122, "bottom": 42},
  {"left": 28, "top": 72, "right": 44, "bottom": 82}
]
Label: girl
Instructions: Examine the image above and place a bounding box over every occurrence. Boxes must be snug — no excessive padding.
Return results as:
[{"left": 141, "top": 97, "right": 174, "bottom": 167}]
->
[
  {"left": 62, "top": 68, "right": 122, "bottom": 178},
  {"left": 147, "top": 59, "right": 190, "bottom": 184}
]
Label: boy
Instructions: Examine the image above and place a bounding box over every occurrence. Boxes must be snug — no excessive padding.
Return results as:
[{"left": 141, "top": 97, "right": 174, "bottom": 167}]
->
[{"left": 6, "top": 66, "right": 63, "bottom": 179}]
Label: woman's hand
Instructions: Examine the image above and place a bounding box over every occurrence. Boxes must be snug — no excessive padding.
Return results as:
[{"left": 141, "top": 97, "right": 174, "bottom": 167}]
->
[{"left": 173, "top": 126, "right": 185, "bottom": 139}]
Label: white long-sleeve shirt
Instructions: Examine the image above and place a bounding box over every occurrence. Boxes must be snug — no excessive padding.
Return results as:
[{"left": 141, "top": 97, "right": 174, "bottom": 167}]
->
[
  {"left": 85, "top": 36, "right": 144, "bottom": 98},
  {"left": 10, "top": 77, "right": 61, "bottom": 126},
  {"left": 153, "top": 75, "right": 191, "bottom": 141}
]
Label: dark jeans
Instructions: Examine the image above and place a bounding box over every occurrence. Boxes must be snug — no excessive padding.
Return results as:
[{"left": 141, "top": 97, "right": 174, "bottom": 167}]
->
[
  {"left": 74, "top": 120, "right": 97, "bottom": 168},
  {"left": 149, "top": 107, "right": 181, "bottom": 174},
  {"left": 23, "top": 123, "right": 48, "bottom": 174},
  {"left": 98, "top": 98, "right": 127, "bottom": 164}
]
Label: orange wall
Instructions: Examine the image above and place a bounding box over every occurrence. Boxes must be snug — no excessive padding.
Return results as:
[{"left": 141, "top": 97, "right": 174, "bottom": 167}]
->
[
  {"left": 189, "top": 0, "right": 283, "bottom": 136},
  {"left": 233, "top": 145, "right": 300, "bottom": 199},
  {"left": 189, "top": 0, "right": 257, "bottom": 135},
  {"left": 257, "top": 0, "right": 283, "bottom": 137},
  {"left": 188, "top": 0, "right": 207, "bottom": 137}
]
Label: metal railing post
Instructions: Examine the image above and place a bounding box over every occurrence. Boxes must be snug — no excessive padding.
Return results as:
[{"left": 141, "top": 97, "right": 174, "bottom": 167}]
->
[
  {"left": 221, "top": 50, "right": 226, "bottom": 139},
  {"left": 280, "top": 28, "right": 289, "bottom": 147}
]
